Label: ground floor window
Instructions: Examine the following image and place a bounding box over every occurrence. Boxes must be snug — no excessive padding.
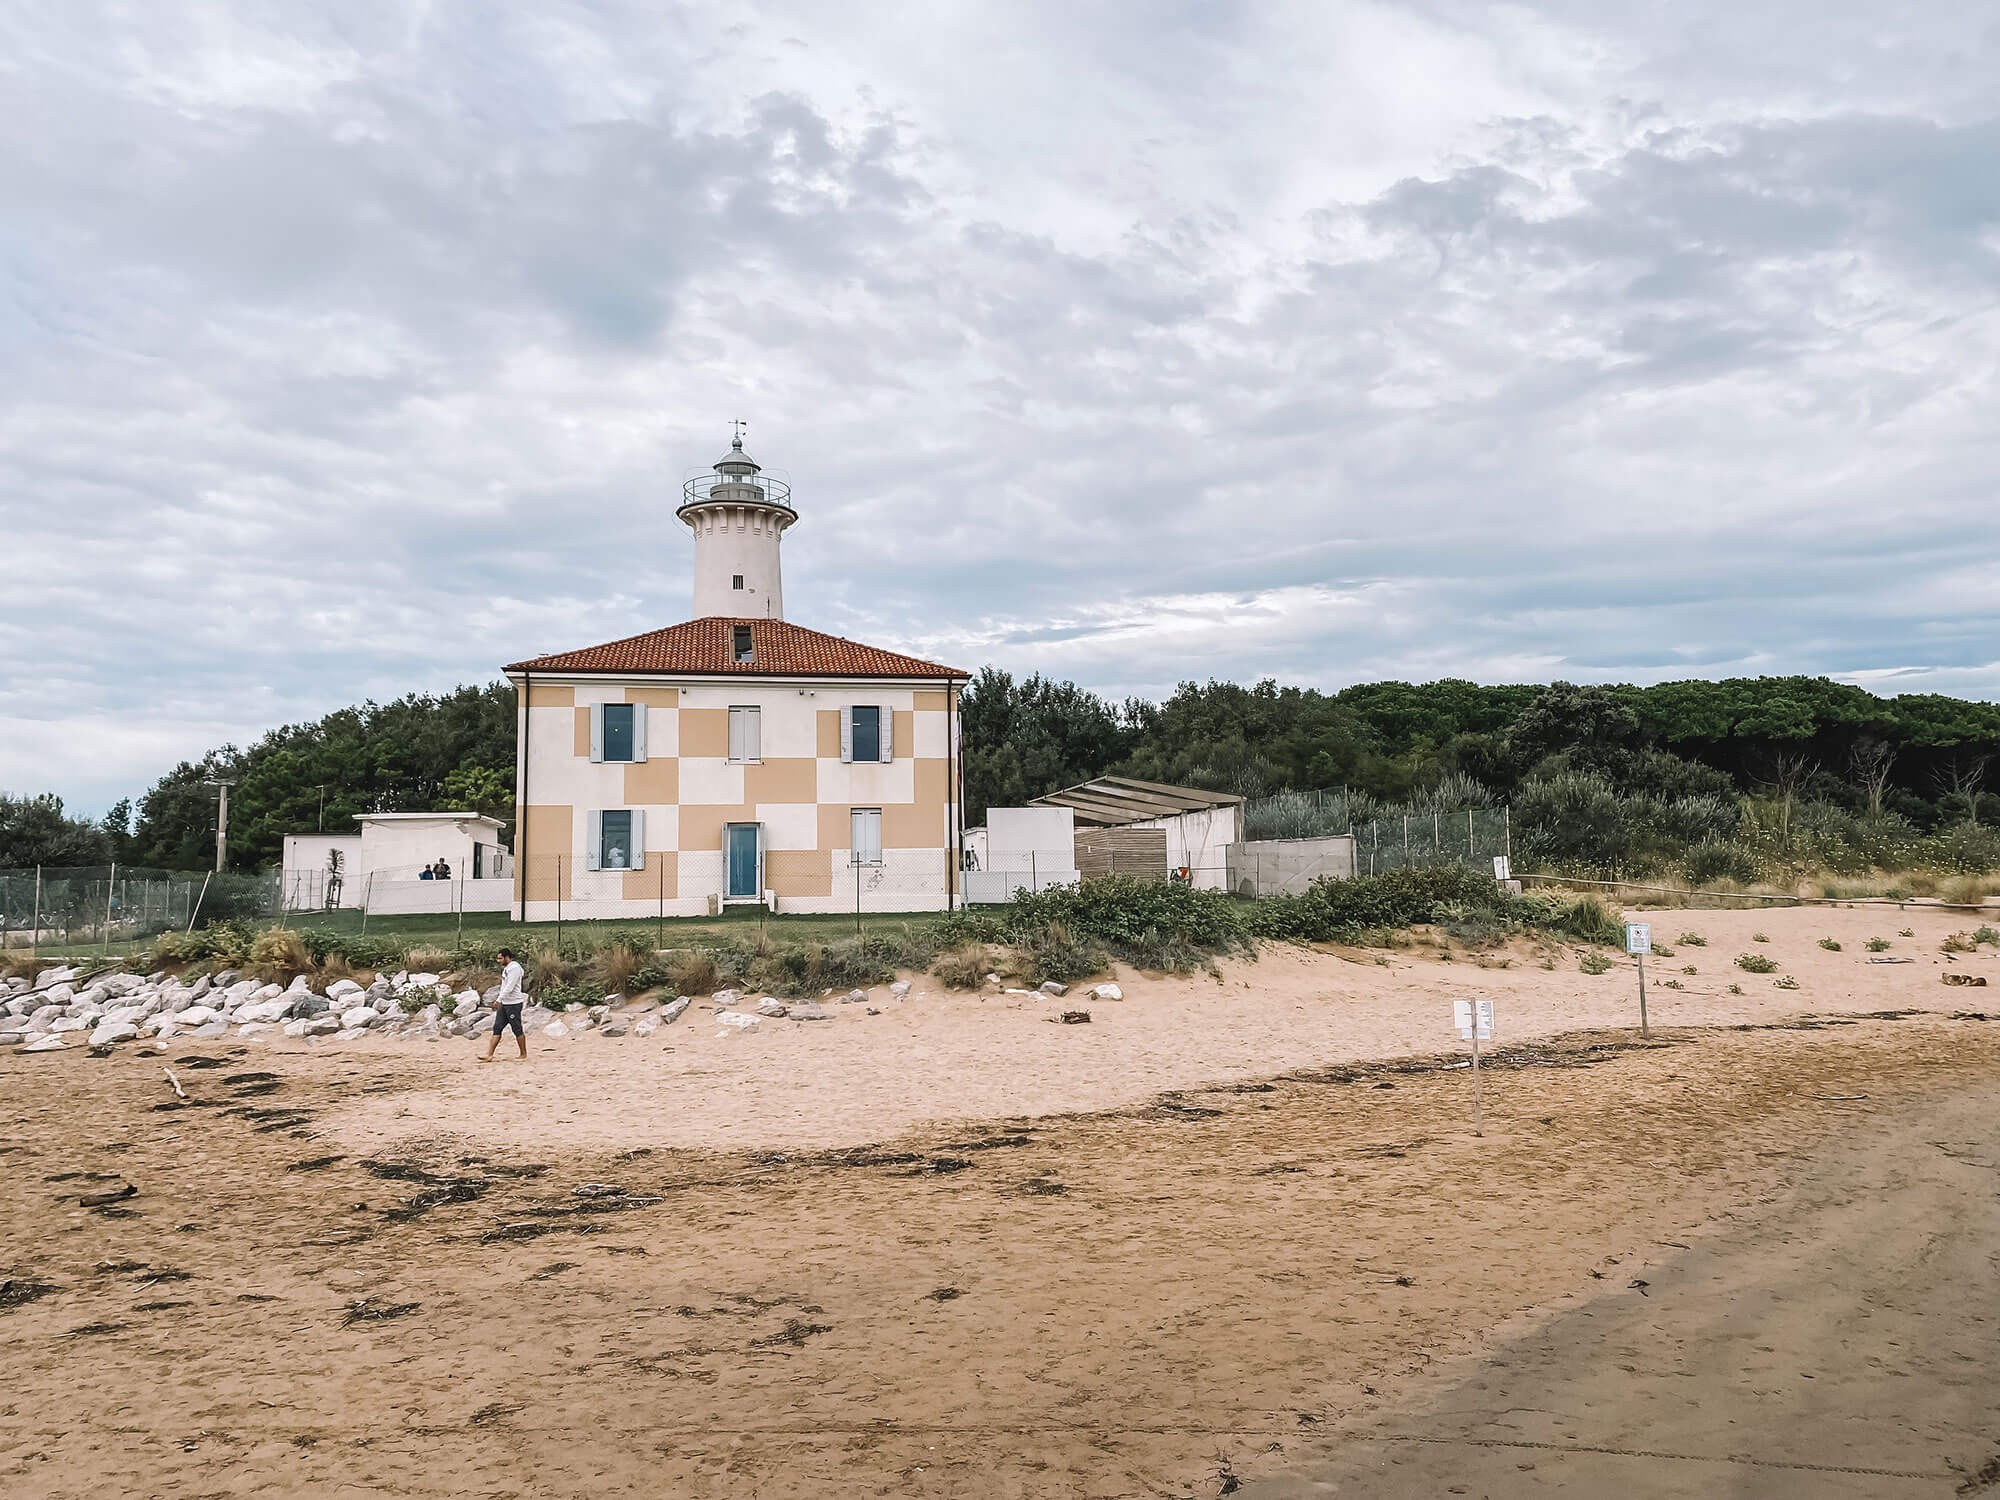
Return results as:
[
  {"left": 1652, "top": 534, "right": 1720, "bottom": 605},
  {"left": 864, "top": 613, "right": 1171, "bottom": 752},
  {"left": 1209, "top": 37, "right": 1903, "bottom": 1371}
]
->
[
  {"left": 850, "top": 808, "right": 883, "bottom": 865},
  {"left": 592, "top": 809, "right": 643, "bottom": 871}
]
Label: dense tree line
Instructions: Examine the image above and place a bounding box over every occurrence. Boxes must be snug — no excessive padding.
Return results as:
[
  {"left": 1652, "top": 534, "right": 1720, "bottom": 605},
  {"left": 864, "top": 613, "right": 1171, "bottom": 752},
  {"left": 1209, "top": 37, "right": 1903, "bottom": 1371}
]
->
[
  {"left": 108, "top": 684, "right": 516, "bottom": 872},
  {"left": 958, "top": 671, "right": 2000, "bottom": 835},
  {"left": 10, "top": 671, "right": 2000, "bottom": 876}
]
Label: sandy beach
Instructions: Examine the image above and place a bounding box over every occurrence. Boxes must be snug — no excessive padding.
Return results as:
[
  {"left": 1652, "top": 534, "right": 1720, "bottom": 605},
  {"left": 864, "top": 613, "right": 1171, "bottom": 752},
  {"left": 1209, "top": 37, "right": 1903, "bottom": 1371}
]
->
[{"left": 3, "top": 903, "right": 1998, "bottom": 1499}]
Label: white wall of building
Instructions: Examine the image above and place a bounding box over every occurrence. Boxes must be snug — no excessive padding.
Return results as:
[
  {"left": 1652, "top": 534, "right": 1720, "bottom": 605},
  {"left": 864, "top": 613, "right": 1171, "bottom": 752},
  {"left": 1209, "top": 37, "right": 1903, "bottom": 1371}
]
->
[
  {"left": 280, "top": 835, "right": 364, "bottom": 910},
  {"left": 1124, "top": 805, "right": 1239, "bottom": 889}
]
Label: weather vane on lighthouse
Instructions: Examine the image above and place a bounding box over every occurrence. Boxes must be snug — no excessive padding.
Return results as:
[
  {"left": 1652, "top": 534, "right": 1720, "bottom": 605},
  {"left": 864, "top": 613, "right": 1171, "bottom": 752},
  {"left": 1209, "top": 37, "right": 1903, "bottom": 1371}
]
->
[{"left": 732, "top": 418, "right": 748, "bottom": 445}]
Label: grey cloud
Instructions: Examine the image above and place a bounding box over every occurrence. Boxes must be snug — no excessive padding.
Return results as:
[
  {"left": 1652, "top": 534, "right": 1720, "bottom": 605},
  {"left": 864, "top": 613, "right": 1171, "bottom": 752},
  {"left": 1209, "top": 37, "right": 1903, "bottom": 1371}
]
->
[{"left": 5, "top": 2, "right": 2000, "bottom": 812}]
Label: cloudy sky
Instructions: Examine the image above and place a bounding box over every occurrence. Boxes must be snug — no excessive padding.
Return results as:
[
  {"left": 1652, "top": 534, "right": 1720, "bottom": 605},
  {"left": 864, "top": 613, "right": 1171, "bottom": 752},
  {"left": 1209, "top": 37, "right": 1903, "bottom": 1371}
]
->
[{"left": 5, "top": 2, "right": 2000, "bottom": 814}]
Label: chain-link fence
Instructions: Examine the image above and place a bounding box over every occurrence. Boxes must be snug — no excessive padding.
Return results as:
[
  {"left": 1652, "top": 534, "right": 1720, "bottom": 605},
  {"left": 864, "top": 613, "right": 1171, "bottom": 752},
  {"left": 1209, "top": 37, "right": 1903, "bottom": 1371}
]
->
[
  {"left": 0, "top": 865, "right": 284, "bottom": 956},
  {"left": 1349, "top": 807, "right": 1512, "bottom": 876},
  {"left": 509, "top": 851, "right": 960, "bottom": 927}
]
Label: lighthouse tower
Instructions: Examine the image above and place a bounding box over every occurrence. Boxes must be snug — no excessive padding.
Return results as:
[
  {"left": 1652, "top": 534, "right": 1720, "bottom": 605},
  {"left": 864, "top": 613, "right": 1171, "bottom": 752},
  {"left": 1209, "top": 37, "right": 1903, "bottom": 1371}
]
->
[{"left": 678, "top": 433, "right": 796, "bottom": 619}]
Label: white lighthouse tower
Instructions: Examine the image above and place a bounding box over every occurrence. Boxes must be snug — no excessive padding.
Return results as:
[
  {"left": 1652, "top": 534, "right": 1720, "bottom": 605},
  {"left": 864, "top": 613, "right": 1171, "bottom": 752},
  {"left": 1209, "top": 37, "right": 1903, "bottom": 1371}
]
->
[{"left": 678, "top": 432, "right": 796, "bottom": 619}]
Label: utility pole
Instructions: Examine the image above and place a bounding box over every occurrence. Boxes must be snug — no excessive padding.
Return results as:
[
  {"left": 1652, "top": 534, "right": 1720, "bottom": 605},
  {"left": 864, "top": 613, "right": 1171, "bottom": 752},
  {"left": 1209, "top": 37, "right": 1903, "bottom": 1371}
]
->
[
  {"left": 206, "top": 779, "right": 235, "bottom": 872},
  {"left": 316, "top": 784, "right": 329, "bottom": 832}
]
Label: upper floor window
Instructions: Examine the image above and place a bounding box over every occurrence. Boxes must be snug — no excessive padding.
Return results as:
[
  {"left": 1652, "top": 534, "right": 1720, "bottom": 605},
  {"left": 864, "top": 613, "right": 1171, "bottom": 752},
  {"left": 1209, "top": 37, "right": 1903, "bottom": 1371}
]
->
[
  {"left": 851, "top": 704, "right": 880, "bottom": 762},
  {"left": 588, "top": 702, "right": 645, "bottom": 763},
  {"left": 733, "top": 624, "right": 753, "bottom": 662},
  {"left": 728, "top": 705, "right": 761, "bottom": 763},
  {"left": 732, "top": 574, "right": 744, "bottom": 590},
  {"left": 601, "top": 703, "right": 636, "bottom": 762}
]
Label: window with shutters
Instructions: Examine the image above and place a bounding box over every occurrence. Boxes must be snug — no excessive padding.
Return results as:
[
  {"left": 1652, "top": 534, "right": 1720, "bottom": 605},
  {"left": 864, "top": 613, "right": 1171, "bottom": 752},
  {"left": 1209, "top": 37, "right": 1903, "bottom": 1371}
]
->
[
  {"left": 728, "top": 706, "right": 761, "bottom": 763},
  {"left": 601, "top": 703, "right": 636, "bottom": 762},
  {"left": 851, "top": 704, "right": 881, "bottom": 762},
  {"left": 599, "top": 809, "right": 634, "bottom": 870},
  {"left": 850, "top": 809, "right": 883, "bottom": 866}
]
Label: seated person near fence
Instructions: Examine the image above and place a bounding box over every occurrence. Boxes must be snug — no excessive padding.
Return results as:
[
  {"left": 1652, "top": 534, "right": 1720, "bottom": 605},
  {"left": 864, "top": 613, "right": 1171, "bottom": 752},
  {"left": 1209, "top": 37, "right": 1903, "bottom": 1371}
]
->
[
  {"left": 434, "top": 858, "right": 452, "bottom": 880},
  {"left": 418, "top": 865, "right": 434, "bottom": 880}
]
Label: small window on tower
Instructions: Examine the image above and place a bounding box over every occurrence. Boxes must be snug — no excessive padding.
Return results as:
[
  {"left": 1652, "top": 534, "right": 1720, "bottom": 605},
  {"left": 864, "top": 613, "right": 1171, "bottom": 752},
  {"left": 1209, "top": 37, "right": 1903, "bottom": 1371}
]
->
[
  {"left": 732, "top": 574, "right": 744, "bottom": 590},
  {"left": 733, "top": 624, "right": 753, "bottom": 663}
]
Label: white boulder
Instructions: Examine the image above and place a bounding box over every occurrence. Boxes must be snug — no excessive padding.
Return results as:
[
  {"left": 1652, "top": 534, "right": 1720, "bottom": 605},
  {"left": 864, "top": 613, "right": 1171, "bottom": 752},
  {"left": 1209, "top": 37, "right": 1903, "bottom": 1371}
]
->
[
  {"left": 543, "top": 1020, "right": 569, "bottom": 1039},
  {"left": 717, "top": 1011, "right": 758, "bottom": 1030},
  {"left": 325, "top": 978, "right": 364, "bottom": 1000},
  {"left": 23, "top": 1034, "right": 66, "bottom": 1052},
  {"left": 660, "top": 996, "right": 691, "bottom": 1025},
  {"left": 1092, "top": 983, "right": 1124, "bottom": 1001},
  {"left": 88, "top": 1021, "right": 139, "bottom": 1045},
  {"left": 340, "top": 1005, "right": 382, "bottom": 1030}
]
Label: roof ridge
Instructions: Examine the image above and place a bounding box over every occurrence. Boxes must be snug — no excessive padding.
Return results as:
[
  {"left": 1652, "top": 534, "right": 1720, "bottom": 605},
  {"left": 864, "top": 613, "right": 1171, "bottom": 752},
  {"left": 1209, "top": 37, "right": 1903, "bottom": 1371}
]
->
[{"left": 504, "top": 616, "right": 967, "bottom": 679}]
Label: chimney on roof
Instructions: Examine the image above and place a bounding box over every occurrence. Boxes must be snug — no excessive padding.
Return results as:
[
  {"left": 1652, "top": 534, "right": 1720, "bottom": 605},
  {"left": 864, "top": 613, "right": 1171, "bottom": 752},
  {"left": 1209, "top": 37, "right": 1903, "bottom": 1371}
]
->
[{"left": 677, "top": 429, "right": 796, "bottom": 620}]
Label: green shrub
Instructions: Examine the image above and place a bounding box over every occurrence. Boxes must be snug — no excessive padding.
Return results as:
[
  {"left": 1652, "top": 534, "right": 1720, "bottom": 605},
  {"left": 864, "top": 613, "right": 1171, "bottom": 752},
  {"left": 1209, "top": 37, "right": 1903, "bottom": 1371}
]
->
[
  {"left": 1678, "top": 932, "right": 1706, "bottom": 946},
  {"left": 1685, "top": 839, "right": 1760, "bottom": 885},
  {"left": 1013, "top": 877, "right": 1251, "bottom": 951},
  {"left": 398, "top": 982, "right": 455, "bottom": 1015},
  {"left": 539, "top": 979, "right": 607, "bottom": 1011},
  {"left": 1774, "top": 975, "right": 1800, "bottom": 990},
  {"left": 1537, "top": 895, "right": 1623, "bottom": 946},
  {"left": 1941, "top": 932, "right": 1975, "bottom": 954},
  {"left": 1975, "top": 926, "right": 2000, "bottom": 947},
  {"left": 747, "top": 938, "right": 895, "bottom": 998},
  {"left": 1578, "top": 950, "right": 1614, "bottom": 974},
  {"left": 1865, "top": 937, "right": 1891, "bottom": 951},
  {"left": 1735, "top": 953, "right": 1778, "bottom": 973},
  {"left": 1817, "top": 937, "right": 1841, "bottom": 952},
  {"left": 1022, "top": 922, "right": 1109, "bottom": 985}
]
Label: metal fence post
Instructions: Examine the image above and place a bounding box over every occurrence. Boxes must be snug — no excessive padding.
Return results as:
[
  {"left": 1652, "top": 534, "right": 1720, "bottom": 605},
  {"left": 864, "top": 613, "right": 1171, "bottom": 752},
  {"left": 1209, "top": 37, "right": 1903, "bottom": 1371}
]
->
[
  {"left": 854, "top": 856, "right": 862, "bottom": 937},
  {"left": 1504, "top": 805, "right": 1511, "bottom": 862},
  {"left": 31, "top": 865, "right": 42, "bottom": 959},
  {"left": 555, "top": 855, "right": 564, "bottom": 950},
  {"left": 455, "top": 873, "right": 464, "bottom": 949},
  {"left": 360, "top": 872, "right": 373, "bottom": 936},
  {"left": 1468, "top": 809, "right": 1475, "bottom": 859},
  {"left": 658, "top": 859, "right": 666, "bottom": 950}
]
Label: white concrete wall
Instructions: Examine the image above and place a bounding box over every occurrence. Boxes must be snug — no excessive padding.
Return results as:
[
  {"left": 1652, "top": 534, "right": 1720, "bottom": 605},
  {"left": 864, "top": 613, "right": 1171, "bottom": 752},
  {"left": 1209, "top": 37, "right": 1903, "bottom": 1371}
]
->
[
  {"left": 1226, "top": 834, "right": 1357, "bottom": 896},
  {"left": 358, "top": 818, "right": 507, "bottom": 883},
  {"left": 368, "top": 877, "right": 515, "bottom": 916},
  {"left": 1124, "top": 806, "right": 1238, "bottom": 890},
  {"left": 281, "top": 835, "right": 363, "bottom": 909}
]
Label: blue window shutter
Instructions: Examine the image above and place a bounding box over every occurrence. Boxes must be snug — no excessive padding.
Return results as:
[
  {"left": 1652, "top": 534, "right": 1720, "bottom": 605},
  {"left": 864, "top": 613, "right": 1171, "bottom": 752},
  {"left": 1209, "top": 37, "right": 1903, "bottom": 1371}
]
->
[
  {"left": 589, "top": 704, "right": 604, "bottom": 763},
  {"left": 586, "top": 810, "right": 603, "bottom": 870},
  {"left": 631, "top": 704, "right": 648, "bottom": 763},
  {"left": 629, "top": 809, "right": 645, "bottom": 870},
  {"left": 840, "top": 705, "right": 853, "bottom": 763}
]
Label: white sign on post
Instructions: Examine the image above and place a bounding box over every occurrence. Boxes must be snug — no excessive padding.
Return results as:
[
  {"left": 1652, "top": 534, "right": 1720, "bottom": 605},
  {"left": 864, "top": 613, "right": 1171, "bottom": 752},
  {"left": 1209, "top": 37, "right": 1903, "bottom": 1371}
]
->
[
  {"left": 1452, "top": 998, "right": 1494, "bottom": 1041},
  {"left": 1625, "top": 922, "right": 1651, "bottom": 955},
  {"left": 1492, "top": 855, "right": 1511, "bottom": 881}
]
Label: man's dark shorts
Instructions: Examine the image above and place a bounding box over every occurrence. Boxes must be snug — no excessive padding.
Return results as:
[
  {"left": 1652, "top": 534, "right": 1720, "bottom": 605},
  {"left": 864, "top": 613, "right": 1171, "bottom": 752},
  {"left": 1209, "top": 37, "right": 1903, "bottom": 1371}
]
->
[{"left": 492, "top": 1004, "right": 525, "bottom": 1038}]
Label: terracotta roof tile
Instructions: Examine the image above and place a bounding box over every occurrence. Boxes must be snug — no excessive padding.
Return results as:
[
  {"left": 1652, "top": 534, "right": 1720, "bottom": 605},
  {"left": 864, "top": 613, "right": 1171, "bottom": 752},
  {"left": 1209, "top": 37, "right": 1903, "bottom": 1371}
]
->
[{"left": 506, "top": 618, "right": 967, "bottom": 679}]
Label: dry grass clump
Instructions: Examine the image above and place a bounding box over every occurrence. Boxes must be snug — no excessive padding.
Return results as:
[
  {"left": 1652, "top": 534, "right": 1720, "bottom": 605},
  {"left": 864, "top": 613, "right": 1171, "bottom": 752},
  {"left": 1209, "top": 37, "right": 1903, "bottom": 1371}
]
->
[
  {"left": 931, "top": 945, "right": 993, "bottom": 990},
  {"left": 245, "top": 927, "right": 310, "bottom": 982},
  {"left": 529, "top": 946, "right": 573, "bottom": 991},
  {"left": 1941, "top": 932, "right": 1975, "bottom": 954},
  {"left": 591, "top": 937, "right": 651, "bottom": 996},
  {"left": 1736, "top": 952, "right": 1779, "bottom": 973},
  {"left": 1943, "top": 874, "right": 1990, "bottom": 908},
  {"left": 665, "top": 949, "right": 720, "bottom": 997},
  {"left": 405, "top": 946, "right": 452, "bottom": 974}
]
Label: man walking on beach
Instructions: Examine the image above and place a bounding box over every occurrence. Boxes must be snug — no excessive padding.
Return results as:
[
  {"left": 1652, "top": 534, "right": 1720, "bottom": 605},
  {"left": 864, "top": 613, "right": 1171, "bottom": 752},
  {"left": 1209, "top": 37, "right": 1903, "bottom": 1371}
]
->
[{"left": 478, "top": 947, "right": 528, "bottom": 1063}]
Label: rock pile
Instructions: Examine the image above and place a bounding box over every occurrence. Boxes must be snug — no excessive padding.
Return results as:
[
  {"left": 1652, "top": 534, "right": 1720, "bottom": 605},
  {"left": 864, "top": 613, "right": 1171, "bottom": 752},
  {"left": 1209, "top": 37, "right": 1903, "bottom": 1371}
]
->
[{"left": 0, "top": 961, "right": 937, "bottom": 1052}]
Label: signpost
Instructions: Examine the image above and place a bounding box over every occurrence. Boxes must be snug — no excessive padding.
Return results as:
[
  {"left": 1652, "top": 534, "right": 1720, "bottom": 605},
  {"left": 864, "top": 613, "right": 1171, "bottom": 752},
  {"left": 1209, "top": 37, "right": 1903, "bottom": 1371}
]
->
[
  {"left": 1625, "top": 922, "right": 1651, "bottom": 1037},
  {"left": 1453, "top": 998, "right": 1495, "bottom": 1134},
  {"left": 1492, "top": 855, "right": 1511, "bottom": 881}
]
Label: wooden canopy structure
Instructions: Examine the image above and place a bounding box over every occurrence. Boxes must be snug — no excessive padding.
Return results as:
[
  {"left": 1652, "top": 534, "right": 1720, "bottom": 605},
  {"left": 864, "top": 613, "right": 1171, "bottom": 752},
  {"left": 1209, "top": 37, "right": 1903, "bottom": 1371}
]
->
[{"left": 1028, "top": 775, "right": 1244, "bottom": 829}]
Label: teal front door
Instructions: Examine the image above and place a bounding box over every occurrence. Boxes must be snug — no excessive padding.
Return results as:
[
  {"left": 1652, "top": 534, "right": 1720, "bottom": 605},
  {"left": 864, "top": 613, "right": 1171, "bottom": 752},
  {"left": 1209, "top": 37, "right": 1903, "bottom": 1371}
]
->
[{"left": 726, "top": 824, "right": 759, "bottom": 899}]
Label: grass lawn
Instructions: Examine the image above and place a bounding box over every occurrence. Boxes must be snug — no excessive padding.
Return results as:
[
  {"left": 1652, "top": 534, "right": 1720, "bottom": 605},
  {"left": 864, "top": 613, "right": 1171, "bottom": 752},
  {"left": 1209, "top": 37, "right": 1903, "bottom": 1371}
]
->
[{"left": 24, "top": 904, "right": 961, "bottom": 961}]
